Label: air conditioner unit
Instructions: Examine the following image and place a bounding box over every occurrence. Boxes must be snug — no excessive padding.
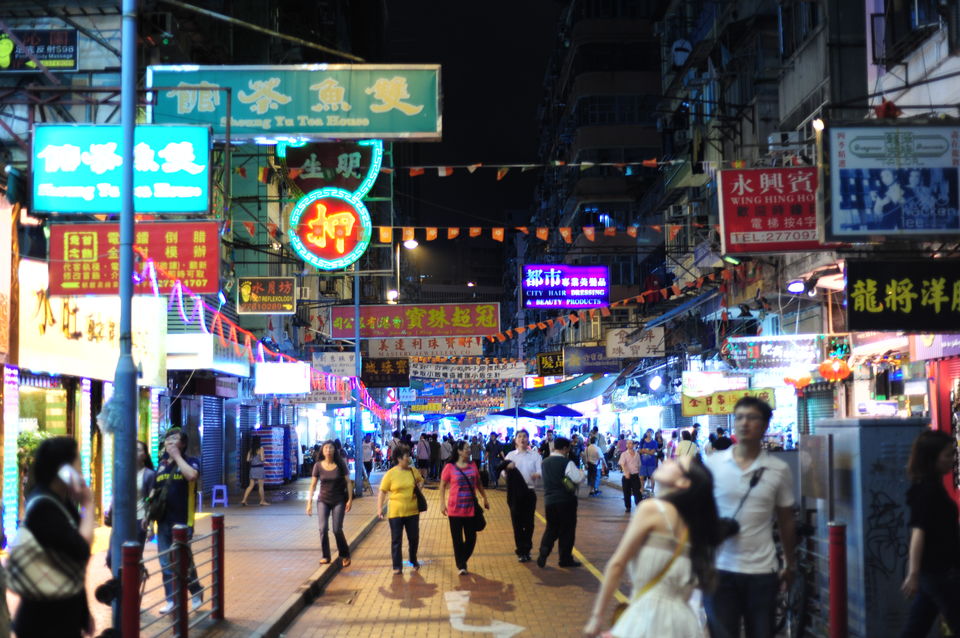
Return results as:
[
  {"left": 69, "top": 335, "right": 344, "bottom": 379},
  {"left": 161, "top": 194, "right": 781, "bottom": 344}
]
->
[
  {"left": 768, "top": 131, "right": 802, "bottom": 153},
  {"left": 667, "top": 204, "right": 685, "bottom": 220}
]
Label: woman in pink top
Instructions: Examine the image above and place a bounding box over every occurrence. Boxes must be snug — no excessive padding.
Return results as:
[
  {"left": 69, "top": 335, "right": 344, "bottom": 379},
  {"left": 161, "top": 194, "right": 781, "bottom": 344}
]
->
[{"left": 441, "top": 440, "right": 490, "bottom": 574}]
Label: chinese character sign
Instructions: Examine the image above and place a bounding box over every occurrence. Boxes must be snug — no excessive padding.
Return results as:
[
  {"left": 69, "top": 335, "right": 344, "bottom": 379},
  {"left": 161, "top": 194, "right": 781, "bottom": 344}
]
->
[
  {"left": 330, "top": 303, "right": 500, "bottom": 339},
  {"left": 282, "top": 141, "right": 383, "bottom": 197},
  {"left": 847, "top": 260, "right": 960, "bottom": 331},
  {"left": 537, "top": 351, "right": 564, "bottom": 376},
  {"left": 717, "top": 167, "right": 820, "bottom": 254},
  {"left": 563, "top": 346, "right": 621, "bottom": 374},
  {"left": 828, "top": 125, "right": 960, "bottom": 239},
  {"left": 147, "top": 65, "right": 441, "bottom": 140},
  {"left": 32, "top": 125, "right": 210, "bottom": 214},
  {"left": 682, "top": 388, "right": 777, "bottom": 417},
  {"left": 605, "top": 327, "right": 665, "bottom": 359},
  {"left": 0, "top": 29, "right": 77, "bottom": 72},
  {"left": 311, "top": 352, "right": 358, "bottom": 377},
  {"left": 522, "top": 264, "right": 609, "bottom": 309},
  {"left": 48, "top": 221, "right": 220, "bottom": 295},
  {"left": 288, "top": 187, "right": 372, "bottom": 271},
  {"left": 371, "top": 337, "right": 483, "bottom": 358},
  {"left": 409, "top": 361, "right": 525, "bottom": 381},
  {"left": 237, "top": 276, "right": 296, "bottom": 314},
  {"left": 724, "top": 335, "right": 822, "bottom": 369},
  {"left": 361, "top": 358, "right": 410, "bottom": 388}
]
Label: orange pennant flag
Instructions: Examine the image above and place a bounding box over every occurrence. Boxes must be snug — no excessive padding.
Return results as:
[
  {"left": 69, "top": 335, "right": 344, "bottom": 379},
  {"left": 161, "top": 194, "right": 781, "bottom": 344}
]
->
[
  {"left": 661, "top": 288, "right": 670, "bottom": 300},
  {"left": 467, "top": 163, "right": 483, "bottom": 173},
  {"left": 601, "top": 306, "right": 611, "bottom": 317},
  {"left": 515, "top": 326, "right": 526, "bottom": 334},
  {"left": 582, "top": 226, "right": 595, "bottom": 241},
  {"left": 626, "top": 226, "right": 638, "bottom": 238},
  {"left": 708, "top": 272, "right": 717, "bottom": 281},
  {"left": 671, "top": 284, "right": 682, "bottom": 296},
  {"left": 448, "top": 228, "right": 460, "bottom": 240},
  {"left": 379, "top": 226, "right": 392, "bottom": 243},
  {"left": 496, "top": 167, "right": 509, "bottom": 181},
  {"left": 731, "top": 160, "right": 746, "bottom": 168},
  {"left": 642, "top": 158, "right": 658, "bottom": 168},
  {"left": 492, "top": 228, "right": 505, "bottom": 242},
  {"left": 557, "top": 316, "right": 567, "bottom": 326},
  {"left": 409, "top": 167, "right": 425, "bottom": 177},
  {"left": 287, "top": 168, "right": 303, "bottom": 180},
  {"left": 537, "top": 322, "right": 547, "bottom": 330},
  {"left": 496, "top": 333, "right": 506, "bottom": 343},
  {"left": 426, "top": 227, "right": 438, "bottom": 241},
  {"left": 402, "top": 227, "right": 415, "bottom": 242},
  {"left": 516, "top": 226, "right": 529, "bottom": 234},
  {"left": 603, "top": 227, "right": 617, "bottom": 237},
  {"left": 651, "top": 225, "right": 662, "bottom": 233},
  {"left": 438, "top": 167, "right": 453, "bottom": 177},
  {"left": 559, "top": 228, "right": 573, "bottom": 243},
  {"left": 696, "top": 277, "right": 705, "bottom": 288},
  {"left": 589, "top": 309, "right": 598, "bottom": 319},
  {"left": 722, "top": 270, "right": 734, "bottom": 281},
  {"left": 267, "top": 222, "right": 279, "bottom": 238},
  {"left": 536, "top": 227, "right": 549, "bottom": 241},
  {"left": 242, "top": 221, "right": 256, "bottom": 237},
  {"left": 547, "top": 319, "right": 555, "bottom": 327},
  {"left": 569, "top": 313, "right": 579, "bottom": 324},
  {"left": 505, "top": 330, "right": 514, "bottom": 338},
  {"left": 469, "top": 227, "right": 482, "bottom": 238},
  {"left": 669, "top": 225, "right": 682, "bottom": 241}
]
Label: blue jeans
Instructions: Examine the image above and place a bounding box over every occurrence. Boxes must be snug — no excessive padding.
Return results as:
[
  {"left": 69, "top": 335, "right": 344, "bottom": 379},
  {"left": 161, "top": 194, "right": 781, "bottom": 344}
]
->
[
  {"left": 317, "top": 500, "right": 350, "bottom": 560},
  {"left": 899, "top": 570, "right": 960, "bottom": 637},
  {"left": 157, "top": 521, "right": 203, "bottom": 603},
  {"left": 704, "top": 570, "right": 779, "bottom": 638},
  {"left": 388, "top": 515, "right": 419, "bottom": 570}
]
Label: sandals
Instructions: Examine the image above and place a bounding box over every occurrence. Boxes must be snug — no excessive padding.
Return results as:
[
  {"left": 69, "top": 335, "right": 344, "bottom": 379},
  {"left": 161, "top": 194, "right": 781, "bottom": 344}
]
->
[{"left": 341, "top": 558, "right": 351, "bottom": 567}]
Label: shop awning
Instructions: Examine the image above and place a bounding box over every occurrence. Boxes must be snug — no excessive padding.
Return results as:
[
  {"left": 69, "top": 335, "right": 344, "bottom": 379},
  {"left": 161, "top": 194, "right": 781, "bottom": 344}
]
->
[
  {"left": 643, "top": 289, "right": 722, "bottom": 329},
  {"left": 524, "top": 374, "right": 619, "bottom": 407},
  {"left": 520, "top": 374, "right": 594, "bottom": 405}
]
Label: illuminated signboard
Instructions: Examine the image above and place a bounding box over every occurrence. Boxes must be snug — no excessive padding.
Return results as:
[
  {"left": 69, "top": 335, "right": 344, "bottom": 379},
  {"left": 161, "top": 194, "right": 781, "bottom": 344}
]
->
[
  {"left": 32, "top": 125, "right": 210, "bottom": 214},
  {"left": 254, "top": 361, "right": 311, "bottom": 395},
  {"left": 724, "top": 334, "right": 823, "bottom": 369},
  {"left": 847, "top": 259, "right": 960, "bottom": 331},
  {"left": 237, "top": 276, "right": 296, "bottom": 315},
  {"left": 279, "top": 139, "right": 383, "bottom": 198},
  {"left": 0, "top": 28, "right": 78, "bottom": 72},
  {"left": 288, "top": 187, "right": 372, "bottom": 271},
  {"left": 330, "top": 302, "right": 500, "bottom": 339},
  {"left": 522, "top": 265, "right": 609, "bottom": 309}
]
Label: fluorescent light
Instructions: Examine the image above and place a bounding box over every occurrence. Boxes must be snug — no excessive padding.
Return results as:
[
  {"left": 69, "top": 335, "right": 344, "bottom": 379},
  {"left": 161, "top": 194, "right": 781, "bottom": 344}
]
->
[
  {"left": 722, "top": 255, "right": 741, "bottom": 265},
  {"left": 648, "top": 375, "right": 662, "bottom": 391},
  {"left": 787, "top": 280, "right": 805, "bottom": 294},
  {"left": 386, "top": 289, "right": 399, "bottom": 301}
]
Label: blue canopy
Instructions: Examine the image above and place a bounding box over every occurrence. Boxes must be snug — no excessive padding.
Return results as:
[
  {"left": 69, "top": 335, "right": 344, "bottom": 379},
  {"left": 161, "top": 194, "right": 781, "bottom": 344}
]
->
[
  {"left": 540, "top": 405, "right": 584, "bottom": 417},
  {"left": 489, "top": 407, "right": 546, "bottom": 420}
]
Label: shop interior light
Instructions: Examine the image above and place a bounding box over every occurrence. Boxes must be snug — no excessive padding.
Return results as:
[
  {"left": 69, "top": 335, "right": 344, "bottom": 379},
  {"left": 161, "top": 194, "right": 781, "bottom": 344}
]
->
[
  {"left": 786, "top": 279, "right": 806, "bottom": 294},
  {"left": 723, "top": 255, "right": 741, "bottom": 265},
  {"left": 648, "top": 375, "right": 663, "bottom": 391},
  {"left": 386, "top": 289, "right": 399, "bottom": 302},
  {"left": 812, "top": 118, "right": 825, "bottom": 132}
]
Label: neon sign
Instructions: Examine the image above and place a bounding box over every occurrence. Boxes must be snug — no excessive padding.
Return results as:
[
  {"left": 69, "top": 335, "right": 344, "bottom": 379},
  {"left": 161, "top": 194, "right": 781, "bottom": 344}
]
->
[{"left": 288, "top": 187, "right": 372, "bottom": 270}]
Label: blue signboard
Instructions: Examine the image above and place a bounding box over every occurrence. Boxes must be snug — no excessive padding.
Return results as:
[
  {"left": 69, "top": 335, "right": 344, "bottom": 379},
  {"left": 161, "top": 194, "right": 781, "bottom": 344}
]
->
[
  {"left": 562, "top": 346, "right": 621, "bottom": 374},
  {"left": 31, "top": 125, "right": 210, "bottom": 214}
]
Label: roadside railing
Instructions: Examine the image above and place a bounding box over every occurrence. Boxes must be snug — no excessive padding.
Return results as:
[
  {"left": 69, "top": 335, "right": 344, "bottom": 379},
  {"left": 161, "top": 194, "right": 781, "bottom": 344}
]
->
[{"left": 122, "top": 513, "right": 225, "bottom": 638}]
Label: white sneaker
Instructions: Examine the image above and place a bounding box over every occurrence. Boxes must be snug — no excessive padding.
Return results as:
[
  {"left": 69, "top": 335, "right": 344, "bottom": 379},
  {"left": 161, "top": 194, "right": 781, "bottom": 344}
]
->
[
  {"left": 159, "top": 601, "right": 175, "bottom": 615},
  {"left": 191, "top": 594, "right": 203, "bottom": 611}
]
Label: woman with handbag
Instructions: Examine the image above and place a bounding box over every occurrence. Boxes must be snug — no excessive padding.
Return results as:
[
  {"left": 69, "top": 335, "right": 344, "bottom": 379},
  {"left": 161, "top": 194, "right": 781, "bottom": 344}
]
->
[
  {"left": 240, "top": 438, "right": 269, "bottom": 506},
  {"left": 11, "top": 436, "right": 95, "bottom": 638},
  {"left": 441, "top": 440, "right": 490, "bottom": 575},
  {"left": 583, "top": 455, "right": 725, "bottom": 638},
  {"left": 377, "top": 444, "right": 425, "bottom": 575},
  {"left": 306, "top": 441, "right": 354, "bottom": 567}
]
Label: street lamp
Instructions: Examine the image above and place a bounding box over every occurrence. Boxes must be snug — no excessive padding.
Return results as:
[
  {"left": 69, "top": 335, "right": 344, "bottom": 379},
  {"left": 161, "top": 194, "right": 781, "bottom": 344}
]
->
[
  {"left": 386, "top": 289, "right": 399, "bottom": 302},
  {"left": 403, "top": 239, "right": 419, "bottom": 250}
]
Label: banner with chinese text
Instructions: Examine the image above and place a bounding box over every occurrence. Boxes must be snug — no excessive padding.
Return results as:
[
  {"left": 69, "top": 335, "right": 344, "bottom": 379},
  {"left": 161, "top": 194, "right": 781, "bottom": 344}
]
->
[
  {"left": 537, "top": 351, "right": 564, "bottom": 376},
  {"left": 409, "top": 360, "right": 526, "bottom": 381},
  {"left": 370, "top": 337, "right": 483, "bottom": 358},
  {"left": 717, "top": 167, "right": 819, "bottom": 254},
  {"left": 563, "top": 346, "right": 621, "bottom": 374},
  {"left": 605, "top": 327, "right": 665, "bottom": 359},
  {"left": 847, "top": 260, "right": 960, "bottom": 331},
  {"left": 237, "top": 276, "right": 296, "bottom": 314},
  {"left": 681, "top": 388, "right": 777, "bottom": 417},
  {"left": 330, "top": 302, "right": 499, "bottom": 339},
  {"left": 147, "top": 65, "right": 441, "bottom": 140},
  {"left": 361, "top": 358, "right": 410, "bottom": 388},
  {"left": 724, "top": 335, "right": 822, "bottom": 369},
  {"left": 48, "top": 221, "right": 220, "bottom": 295},
  {"left": 311, "top": 352, "right": 358, "bottom": 376}
]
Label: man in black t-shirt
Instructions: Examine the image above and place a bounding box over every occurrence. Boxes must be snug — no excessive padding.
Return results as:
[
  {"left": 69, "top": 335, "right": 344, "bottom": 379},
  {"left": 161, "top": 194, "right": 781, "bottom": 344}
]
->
[{"left": 713, "top": 427, "right": 733, "bottom": 451}]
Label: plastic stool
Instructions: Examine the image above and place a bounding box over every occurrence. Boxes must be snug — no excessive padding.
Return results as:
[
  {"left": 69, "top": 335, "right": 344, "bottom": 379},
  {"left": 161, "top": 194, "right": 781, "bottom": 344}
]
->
[
  {"left": 196, "top": 491, "right": 202, "bottom": 512},
  {"left": 211, "top": 484, "right": 229, "bottom": 508}
]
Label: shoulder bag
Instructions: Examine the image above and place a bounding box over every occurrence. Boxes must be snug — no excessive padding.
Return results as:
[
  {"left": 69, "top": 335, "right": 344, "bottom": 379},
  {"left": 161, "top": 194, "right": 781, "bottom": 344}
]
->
[
  {"left": 409, "top": 469, "right": 428, "bottom": 512},
  {"left": 454, "top": 464, "right": 486, "bottom": 532},
  {"left": 145, "top": 472, "right": 169, "bottom": 523},
  {"left": 7, "top": 495, "right": 86, "bottom": 600}
]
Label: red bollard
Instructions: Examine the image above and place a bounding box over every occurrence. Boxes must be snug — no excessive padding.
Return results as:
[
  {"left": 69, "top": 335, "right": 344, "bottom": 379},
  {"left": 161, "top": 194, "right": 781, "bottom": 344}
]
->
[
  {"left": 173, "top": 524, "right": 190, "bottom": 638},
  {"left": 120, "top": 541, "right": 142, "bottom": 638},
  {"left": 212, "top": 513, "right": 225, "bottom": 620},
  {"left": 828, "top": 522, "right": 848, "bottom": 638}
]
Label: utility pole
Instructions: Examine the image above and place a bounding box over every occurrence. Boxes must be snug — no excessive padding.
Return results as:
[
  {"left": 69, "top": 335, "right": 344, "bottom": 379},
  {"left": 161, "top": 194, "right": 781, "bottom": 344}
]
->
[
  {"left": 352, "top": 265, "right": 363, "bottom": 497},
  {"left": 111, "top": 0, "right": 139, "bottom": 628}
]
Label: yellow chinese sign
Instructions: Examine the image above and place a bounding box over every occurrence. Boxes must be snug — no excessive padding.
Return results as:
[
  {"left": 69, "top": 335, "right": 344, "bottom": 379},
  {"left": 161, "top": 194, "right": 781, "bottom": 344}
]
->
[
  {"left": 847, "top": 260, "right": 960, "bottom": 331},
  {"left": 681, "top": 388, "right": 776, "bottom": 417}
]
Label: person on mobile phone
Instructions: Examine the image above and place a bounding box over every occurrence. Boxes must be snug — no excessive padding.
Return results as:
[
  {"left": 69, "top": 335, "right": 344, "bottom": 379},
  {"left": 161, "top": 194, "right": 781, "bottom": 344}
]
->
[
  {"left": 14, "top": 436, "right": 96, "bottom": 638},
  {"left": 152, "top": 428, "right": 204, "bottom": 615}
]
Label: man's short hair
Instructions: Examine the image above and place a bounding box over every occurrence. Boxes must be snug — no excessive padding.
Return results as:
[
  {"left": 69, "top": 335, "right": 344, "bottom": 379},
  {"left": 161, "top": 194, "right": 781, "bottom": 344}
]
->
[
  {"left": 164, "top": 428, "right": 188, "bottom": 449},
  {"left": 516, "top": 428, "right": 529, "bottom": 439},
  {"left": 553, "top": 436, "right": 571, "bottom": 451},
  {"left": 734, "top": 396, "right": 774, "bottom": 424},
  {"left": 716, "top": 427, "right": 725, "bottom": 435}
]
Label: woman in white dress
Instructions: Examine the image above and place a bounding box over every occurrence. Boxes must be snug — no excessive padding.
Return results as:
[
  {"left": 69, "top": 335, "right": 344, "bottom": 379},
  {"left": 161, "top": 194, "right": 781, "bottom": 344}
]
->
[{"left": 583, "top": 455, "right": 725, "bottom": 637}]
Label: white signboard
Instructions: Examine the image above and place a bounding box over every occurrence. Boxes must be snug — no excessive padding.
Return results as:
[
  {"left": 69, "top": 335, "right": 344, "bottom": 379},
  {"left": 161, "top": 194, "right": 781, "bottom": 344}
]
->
[
  {"left": 166, "top": 333, "right": 251, "bottom": 378},
  {"left": 18, "top": 260, "right": 167, "bottom": 386},
  {"left": 605, "top": 327, "right": 665, "bottom": 359},
  {"left": 398, "top": 387, "right": 418, "bottom": 402},
  {"left": 409, "top": 361, "right": 526, "bottom": 381},
  {"left": 370, "top": 336, "right": 484, "bottom": 358},
  {"left": 254, "top": 361, "right": 311, "bottom": 395},
  {"left": 311, "top": 352, "right": 357, "bottom": 376}
]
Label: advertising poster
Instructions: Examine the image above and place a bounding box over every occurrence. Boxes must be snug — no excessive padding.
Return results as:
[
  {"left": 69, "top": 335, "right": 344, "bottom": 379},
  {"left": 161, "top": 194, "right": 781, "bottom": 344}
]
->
[
  {"left": 409, "top": 361, "right": 525, "bottom": 381},
  {"left": 330, "top": 302, "right": 499, "bottom": 339},
  {"left": 0, "top": 28, "right": 77, "bottom": 71},
  {"left": 847, "top": 260, "right": 960, "bottom": 331},
  {"left": 522, "top": 264, "right": 609, "bottom": 309},
  {"left": 682, "top": 388, "right": 776, "bottom": 417},
  {"left": 828, "top": 125, "right": 960, "bottom": 239},
  {"left": 724, "top": 335, "right": 822, "bottom": 369}
]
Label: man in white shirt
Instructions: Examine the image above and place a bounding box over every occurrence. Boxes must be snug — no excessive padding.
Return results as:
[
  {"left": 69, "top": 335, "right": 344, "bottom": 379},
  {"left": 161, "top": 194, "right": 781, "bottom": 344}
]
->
[
  {"left": 703, "top": 397, "right": 797, "bottom": 638},
  {"left": 584, "top": 436, "right": 603, "bottom": 497},
  {"left": 537, "top": 437, "right": 585, "bottom": 568},
  {"left": 502, "top": 429, "right": 543, "bottom": 563}
]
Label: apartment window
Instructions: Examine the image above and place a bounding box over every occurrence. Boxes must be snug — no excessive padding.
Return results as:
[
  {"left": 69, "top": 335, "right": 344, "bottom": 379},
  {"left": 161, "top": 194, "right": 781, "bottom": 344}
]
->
[
  {"left": 779, "top": 0, "right": 820, "bottom": 59},
  {"left": 575, "top": 95, "right": 659, "bottom": 127},
  {"left": 573, "top": 0, "right": 658, "bottom": 20}
]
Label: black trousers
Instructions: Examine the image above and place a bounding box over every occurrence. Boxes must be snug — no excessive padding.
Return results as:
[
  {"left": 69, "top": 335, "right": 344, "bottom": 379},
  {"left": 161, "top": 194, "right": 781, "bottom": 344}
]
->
[
  {"left": 448, "top": 516, "right": 477, "bottom": 570},
  {"left": 586, "top": 463, "right": 598, "bottom": 492},
  {"left": 509, "top": 487, "right": 537, "bottom": 556},
  {"left": 622, "top": 475, "right": 642, "bottom": 510},
  {"left": 539, "top": 500, "right": 577, "bottom": 564},
  {"left": 388, "top": 515, "right": 420, "bottom": 570}
]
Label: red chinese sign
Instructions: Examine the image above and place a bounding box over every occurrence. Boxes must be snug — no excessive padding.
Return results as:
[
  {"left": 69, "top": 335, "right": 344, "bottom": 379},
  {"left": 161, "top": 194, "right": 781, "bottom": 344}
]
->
[
  {"left": 48, "top": 221, "right": 220, "bottom": 295},
  {"left": 718, "top": 167, "right": 820, "bottom": 254},
  {"left": 330, "top": 303, "right": 500, "bottom": 339}
]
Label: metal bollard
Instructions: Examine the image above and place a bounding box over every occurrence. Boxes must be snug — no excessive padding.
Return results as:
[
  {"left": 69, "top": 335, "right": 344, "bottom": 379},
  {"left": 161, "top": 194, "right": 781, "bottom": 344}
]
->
[
  {"left": 173, "top": 523, "right": 190, "bottom": 638},
  {"left": 828, "top": 521, "right": 848, "bottom": 638},
  {"left": 120, "top": 541, "right": 142, "bottom": 638},
  {"left": 212, "top": 513, "right": 225, "bottom": 620}
]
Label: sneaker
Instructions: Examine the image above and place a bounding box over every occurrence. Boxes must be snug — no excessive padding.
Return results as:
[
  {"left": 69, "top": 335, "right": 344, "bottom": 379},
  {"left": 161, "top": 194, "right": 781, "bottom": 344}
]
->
[
  {"left": 411, "top": 561, "right": 421, "bottom": 571},
  {"left": 458, "top": 568, "right": 468, "bottom": 575},
  {"left": 191, "top": 594, "right": 203, "bottom": 611},
  {"left": 159, "top": 601, "right": 175, "bottom": 615},
  {"left": 518, "top": 554, "right": 531, "bottom": 563},
  {"left": 536, "top": 554, "right": 547, "bottom": 568}
]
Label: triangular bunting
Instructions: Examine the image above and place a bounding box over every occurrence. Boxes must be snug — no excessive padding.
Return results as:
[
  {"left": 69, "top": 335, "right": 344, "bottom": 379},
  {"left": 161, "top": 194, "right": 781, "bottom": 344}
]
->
[
  {"left": 469, "top": 227, "right": 482, "bottom": 238},
  {"left": 559, "top": 228, "right": 572, "bottom": 244},
  {"left": 601, "top": 306, "right": 611, "bottom": 317},
  {"left": 409, "top": 167, "right": 425, "bottom": 177},
  {"left": 603, "top": 227, "right": 617, "bottom": 237},
  {"left": 426, "top": 227, "right": 438, "bottom": 241},
  {"left": 496, "top": 167, "right": 510, "bottom": 181},
  {"left": 516, "top": 226, "right": 529, "bottom": 234},
  {"left": 448, "top": 228, "right": 460, "bottom": 240},
  {"left": 467, "top": 163, "right": 482, "bottom": 173},
  {"left": 536, "top": 228, "right": 549, "bottom": 241},
  {"left": 242, "top": 221, "right": 256, "bottom": 237},
  {"left": 266, "top": 222, "right": 278, "bottom": 238},
  {"left": 626, "top": 226, "right": 638, "bottom": 238},
  {"left": 582, "top": 226, "right": 595, "bottom": 241},
  {"left": 642, "top": 158, "right": 658, "bottom": 168},
  {"left": 669, "top": 225, "right": 682, "bottom": 241},
  {"left": 438, "top": 166, "right": 453, "bottom": 177}
]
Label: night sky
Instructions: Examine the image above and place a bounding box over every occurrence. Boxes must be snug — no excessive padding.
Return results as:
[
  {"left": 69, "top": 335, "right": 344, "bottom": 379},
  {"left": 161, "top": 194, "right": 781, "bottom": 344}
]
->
[{"left": 385, "top": 1, "right": 564, "bottom": 285}]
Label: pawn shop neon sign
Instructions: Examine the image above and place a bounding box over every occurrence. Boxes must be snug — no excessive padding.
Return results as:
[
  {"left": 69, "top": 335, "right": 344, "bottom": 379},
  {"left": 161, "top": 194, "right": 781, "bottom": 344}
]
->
[{"left": 288, "top": 187, "right": 372, "bottom": 270}]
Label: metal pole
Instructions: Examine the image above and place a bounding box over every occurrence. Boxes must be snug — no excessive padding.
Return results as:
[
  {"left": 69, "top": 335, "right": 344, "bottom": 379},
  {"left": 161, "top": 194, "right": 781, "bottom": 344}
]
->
[
  {"left": 111, "top": 0, "right": 139, "bottom": 629},
  {"left": 173, "top": 524, "right": 190, "bottom": 637},
  {"left": 828, "top": 521, "right": 848, "bottom": 638},
  {"left": 212, "top": 513, "right": 225, "bottom": 620},
  {"left": 120, "top": 541, "right": 142, "bottom": 637},
  {"left": 352, "top": 266, "right": 363, "bottom": 497}
]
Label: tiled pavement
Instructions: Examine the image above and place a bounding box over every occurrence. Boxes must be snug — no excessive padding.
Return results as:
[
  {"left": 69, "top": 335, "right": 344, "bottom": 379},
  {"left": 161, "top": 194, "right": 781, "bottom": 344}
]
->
[{"left": 281, "top": 477, "right": 634, "bottom": 638}]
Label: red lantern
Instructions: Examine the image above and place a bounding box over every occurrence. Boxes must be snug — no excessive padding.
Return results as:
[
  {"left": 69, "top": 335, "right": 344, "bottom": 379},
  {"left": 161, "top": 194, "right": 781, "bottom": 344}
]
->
[{"left": 819, "top": 358, "right": 851, "bottom": 382}]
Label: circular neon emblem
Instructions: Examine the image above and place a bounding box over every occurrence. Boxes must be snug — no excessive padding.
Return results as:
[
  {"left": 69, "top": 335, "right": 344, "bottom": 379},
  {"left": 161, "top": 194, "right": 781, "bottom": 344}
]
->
[{"left": 288, "top": 187, "right": 372, "bottom": 270}]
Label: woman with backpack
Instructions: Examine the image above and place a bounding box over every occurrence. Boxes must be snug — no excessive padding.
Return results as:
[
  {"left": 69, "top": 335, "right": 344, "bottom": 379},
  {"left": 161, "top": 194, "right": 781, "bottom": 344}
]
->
[
  {"left": 441, "top": 440, "right": 489, "bottom": 575},
  {"left": 306, "top": 440, "right": 354, "bottom": 567},
  {"left": 241, "top": 438, "right": 269, "bottom": 506}
]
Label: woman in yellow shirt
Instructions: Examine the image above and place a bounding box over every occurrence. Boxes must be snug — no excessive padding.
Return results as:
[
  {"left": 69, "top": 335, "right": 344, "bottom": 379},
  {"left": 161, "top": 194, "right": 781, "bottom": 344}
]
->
[{"left": 377, "top": 444, "right": 424, "bottom": 574}]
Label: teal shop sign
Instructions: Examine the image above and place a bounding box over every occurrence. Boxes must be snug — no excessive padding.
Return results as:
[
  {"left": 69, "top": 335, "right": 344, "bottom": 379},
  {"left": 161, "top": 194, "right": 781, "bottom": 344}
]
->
[
  {"left": 31, "top": 124, "right": 211, "bottom": 214},
  {"left": 146, "top": 64, "right": 441, "bottom": 142}
]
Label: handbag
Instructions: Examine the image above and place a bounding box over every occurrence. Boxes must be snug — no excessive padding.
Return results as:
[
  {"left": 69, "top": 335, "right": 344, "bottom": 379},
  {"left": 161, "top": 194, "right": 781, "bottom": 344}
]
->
[
  {"left": 409, "top": 469, "right": 428, "bottom": 512},
  {"left": 7, "top": 495, "right": 86, "bottom": 600},
  {"left": 455, "top": 464, "right": 486, "bottom": 532}
]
